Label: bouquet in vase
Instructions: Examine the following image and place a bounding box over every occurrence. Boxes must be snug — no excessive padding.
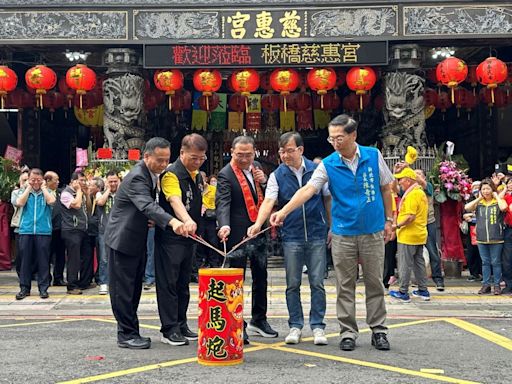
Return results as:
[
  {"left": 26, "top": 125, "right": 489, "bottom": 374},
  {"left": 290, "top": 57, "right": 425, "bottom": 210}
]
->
[{"left": 431, "top": 159, "right": 472, "bottom": 203}]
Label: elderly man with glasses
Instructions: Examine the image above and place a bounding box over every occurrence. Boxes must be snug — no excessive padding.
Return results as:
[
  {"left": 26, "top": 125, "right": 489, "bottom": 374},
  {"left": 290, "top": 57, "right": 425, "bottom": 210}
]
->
[{"left": 271, "top": 114, "right": 394, "bottom": 352}]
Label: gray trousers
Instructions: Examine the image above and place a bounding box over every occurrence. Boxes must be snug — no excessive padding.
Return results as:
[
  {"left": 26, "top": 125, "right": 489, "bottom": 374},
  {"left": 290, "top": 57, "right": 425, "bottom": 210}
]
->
[
  {"left": 398, "top": 243, "right": 428, "bottom": 293},
  {"left": 332, "top": 232, "right": 388, "bottom": 340}
]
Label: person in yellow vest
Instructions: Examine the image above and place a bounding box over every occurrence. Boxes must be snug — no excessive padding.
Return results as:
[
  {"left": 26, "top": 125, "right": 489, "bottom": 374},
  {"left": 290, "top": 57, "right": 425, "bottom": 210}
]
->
[
  {"left": 198, "top": 174, "right": 221, "bottom": 268},
  {"left": 389, "top": 167, "right": 430, "bottom": 302}
]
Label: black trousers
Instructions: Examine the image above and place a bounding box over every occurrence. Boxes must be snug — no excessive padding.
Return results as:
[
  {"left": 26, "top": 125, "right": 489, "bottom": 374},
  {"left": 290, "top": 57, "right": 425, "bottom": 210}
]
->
[
  {"left": 465, "top": 229, "right": 482, "bottom": 277},
  {"left": 50, "top": 229, "right": 66, "bottom": 282},
  {"left": 154, "top": 234, "right": 194, "bottom": 336},
  {"left": 80, "top": 235, "right": 96, "bottom": 288},
  {"left": 108, "top": 246, "right": 146, "bottom": 342},
  {"left": 227, "top": 235, "right": 268, "bottom": 323},
  {"left": 18, "top": 234, "right": 52, "bottom": 292},
  {"left": 61, "top": 230, "right": 89, "bottom": 290},
  {"left": 383, "top": 239, "right": 397, "bottom": 288},
  {"left": 199, "top": 218, "right": 222, "bottom": 267}
]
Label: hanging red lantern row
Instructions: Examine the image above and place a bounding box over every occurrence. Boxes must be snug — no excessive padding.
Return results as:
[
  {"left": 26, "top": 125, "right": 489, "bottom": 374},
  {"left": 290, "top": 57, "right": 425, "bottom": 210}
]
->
[
  {"left": 154, "top": 69, "right": 184, "bottom": 110},
  {"left": 476, "top": 57, "right": 508, "bottom": 104},
  {"left": 58, "top": 77, "right": 75, "bottom": 109},
  {"left": 346, "top": 67, "right": 377, "bottom": 110},
  {"left": 42, "top": 90, "right": 65, "bottom": 119},
  {"left": 230, "top": 69, "right": 260, "bottom": 112},
  {"left": 74, "top": 89, "right": 102, "bottom": 110},
  {"left": 228, "top": 93, "right": 246, "bottom": 112},
  {"left": 198, "top": 93, "right": 220, "bottom": 111},
  {"left": 261, "top": 94, "right": 279, "bottom": 111},
  {"left": 269, "top": 68, "right": 300, "bottom": 112},
  {"left": 295, "top": 92, "right": 312, "bottom": 111},
  {"left": 424, "top": 88, "right": 439, "bottom": 107},
  {"left": 465, "top": 65, "right": 478, "bottom": 95},
  {"left": 315, "top": 92, "right": 341, "bottom": 110},
  {"left": 436, "top": 91, "right": 452, "bottom": 120},
  {"left": 343, "top": 93, "right": 370, "bottom": 113},
  {"left": 171, "top": 89, "right": 192, "bottom": 112},
  {"left": 307, "top": 68, "right": 337, "bottom": 109},
  {"left": 465, "top": 92, "right": 478, "bottom": 120},
  {"left": 453, "top": 88, "right": 469, "bottom": 117},
  {"left": 436, "top": 57, "right": 468, "bottom": 103},
  {"left": 6, "top": 88, "right": 34, "bottom": 109},
  {"left": 279, "top": 93, "right": 298, "bottom": 112},
  {"left": 0, "top": 66, "right": 18, "bottom": 109},
  {"left": 25, "top": 65, "right": 57, "bottom": 109},
  {"left": 65, "top": 64, "right": 97, "bottom": 109},
  {"left": 193, "top": 69, "right": 222, "bottom": 111}
]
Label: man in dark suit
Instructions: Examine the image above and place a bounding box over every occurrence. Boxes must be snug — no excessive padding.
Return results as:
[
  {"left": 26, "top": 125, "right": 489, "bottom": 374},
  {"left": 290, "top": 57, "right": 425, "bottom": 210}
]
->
[
  {"left": 216, "top": 135, "right": 278, "bottom": 345},
  {"left": 105, "top": 137, "right": 186, "bottom": 350}
]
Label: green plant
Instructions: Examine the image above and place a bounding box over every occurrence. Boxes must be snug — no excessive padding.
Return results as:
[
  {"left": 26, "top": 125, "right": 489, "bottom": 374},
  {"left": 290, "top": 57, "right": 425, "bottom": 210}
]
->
[{"left": 0, "top": 157, "right": 20, "bottom": 202}]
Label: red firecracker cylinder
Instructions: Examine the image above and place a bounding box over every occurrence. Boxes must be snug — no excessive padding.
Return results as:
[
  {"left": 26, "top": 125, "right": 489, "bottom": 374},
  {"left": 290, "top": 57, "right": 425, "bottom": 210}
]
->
[{"left": 198, "top": 268, "right": 244, "bottom": 366}]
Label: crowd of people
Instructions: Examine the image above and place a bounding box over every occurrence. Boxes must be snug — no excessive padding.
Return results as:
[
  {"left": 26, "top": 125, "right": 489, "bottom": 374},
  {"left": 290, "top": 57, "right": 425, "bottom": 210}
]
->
[{"left": 9, "top": 113, "right": 511, "bottom": 353}]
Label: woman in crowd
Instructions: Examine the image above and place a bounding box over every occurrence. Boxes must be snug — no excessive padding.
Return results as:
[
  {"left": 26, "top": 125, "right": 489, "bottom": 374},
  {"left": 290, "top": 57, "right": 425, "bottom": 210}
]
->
[{"left": 464, "top": 178, "right": 507, "bottom": 295}]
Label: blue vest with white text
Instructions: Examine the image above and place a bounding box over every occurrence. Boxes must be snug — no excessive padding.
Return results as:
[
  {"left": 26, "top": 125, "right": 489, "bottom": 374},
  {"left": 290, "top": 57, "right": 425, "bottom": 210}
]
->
[{"left": 323, "top": 146, "right": 384, "bottom": 236}]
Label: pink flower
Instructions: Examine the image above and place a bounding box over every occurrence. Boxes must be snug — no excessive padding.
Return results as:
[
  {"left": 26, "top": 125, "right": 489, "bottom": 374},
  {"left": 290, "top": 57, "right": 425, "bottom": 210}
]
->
[{"left": 445, "top": 182, "right": 454, "bottom": 190}]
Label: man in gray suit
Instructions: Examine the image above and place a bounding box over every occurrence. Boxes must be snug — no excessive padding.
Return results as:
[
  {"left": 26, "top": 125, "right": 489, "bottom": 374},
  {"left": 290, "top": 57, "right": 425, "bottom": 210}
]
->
[{"left": 105, "top": 137, "right": 187, "bottom": 349}]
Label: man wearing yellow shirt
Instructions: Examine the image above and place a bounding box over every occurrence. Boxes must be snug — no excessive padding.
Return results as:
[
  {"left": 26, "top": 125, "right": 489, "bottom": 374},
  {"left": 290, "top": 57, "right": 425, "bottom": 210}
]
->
[
  {"left": 155, "top": 133, "right": 207, "bottom": 346},
  {"left": 389, "top": 167, "right": 430, "bottom": 303}
]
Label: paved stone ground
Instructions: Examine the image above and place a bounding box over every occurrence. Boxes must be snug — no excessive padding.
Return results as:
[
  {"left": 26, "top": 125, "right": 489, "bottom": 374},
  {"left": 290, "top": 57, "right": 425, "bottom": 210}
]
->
[{"left": 1, "top": 269, "right": 511, "bottom": 384}]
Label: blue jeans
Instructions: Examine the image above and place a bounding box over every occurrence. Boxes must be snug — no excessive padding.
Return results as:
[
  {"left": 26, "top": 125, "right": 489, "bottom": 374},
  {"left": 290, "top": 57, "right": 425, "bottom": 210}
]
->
[
  {"left": 97, "top": 233, "right": 108, "bottom": 285},
  {"left": 425, "top": 222, "right": 443, "bottom": 283},
  {"left": 501, "top": 227, "right": 512, "bottom": 289},
  {"left": 477, "top": 243, "right": 503, "bottom": 286},
  {"left": 144, "top": 227, "right": 155, "bottom": 284},
  {"left": 283, "top": 240, "right": 326, "bottom": 330}
]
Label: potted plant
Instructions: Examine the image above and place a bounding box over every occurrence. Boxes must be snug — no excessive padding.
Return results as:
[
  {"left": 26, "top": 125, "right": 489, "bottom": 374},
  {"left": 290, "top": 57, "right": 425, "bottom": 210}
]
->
[{"left": 0, "top": 157, "right": 20, "bottom": 270}]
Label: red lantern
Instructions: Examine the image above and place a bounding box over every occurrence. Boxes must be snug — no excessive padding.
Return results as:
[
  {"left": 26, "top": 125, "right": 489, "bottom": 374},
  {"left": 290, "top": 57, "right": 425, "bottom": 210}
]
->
[
  {"left": 307, "top": 68, "right": 336, "bottom": 109},
  {"left": 261, "top": 94, "right": 279, "bottom": 111},
  {"left": 346, "top": 67, "right": 377, "bottom": 110},
  {"left": 295, "top": 92, "right": 312, "bottom": 111},
  {"left": 0, "top": 66, "right": 18, "bottom": 109},
  {"left": 154, "top": 69, "right": 184, "bottom": 110},
  {"left": 58, "top": 77, "right": 75, "bottom": 108},
  {"left": 270, "top": 68, "right": 300, "bottom": 112},
  {"left": 494, "top": 88, "right": 508, "bottom": 108},
  {"left": 172, "top": 90, "right": 192, "bottom": 112},
  {"left": 6, "top": 88, "right": 34, "bottom": 109},
  {"left": 25, "top": 65, "right": 57, "bottom": 109},
  {"left": 74, "top": 89, "right": 102, "bottom": 109},
  {"left": 453, "top": 88, "right": 469, "bottom": 117},
  {"left": 436, "top": 91, "right": 452, "bottom": 112},
  {"left": 342, "top": 94, "right": 359, "bottom": 114},
  {"left": 144, "top": 88, "right": 161, "bottom": 112},
  {"left": 279, "top": 94, "right": 297, "bottom": 112},
  {"left": 424, "top": 88, "right": 439, "bottom": 107},
  {"left": 336, "top": 70, "right": 346, "bottom": 88},
  {"left": 199, "top": 94, "right": 220, "bottom": 111},
  {"left": 228, "top": 93, "right": 246, "bottom": 112},
  {"left": 66, "top": 64, "right": 97, "bottom": 109},
  {"left": 42, "top": 91, "right": 65, "bottom": 119},
  {"left": 231, "top": 69, "right": 260, "bottom": 96},
  {"left": 322, "top": 92, "right": 341, "bottom": 111},
  {"left": 476, "top": 57, "right": 508, "bottom": 103},
  {"left": 465, "top": 65, "right": 478, "bottom": 95},
  {"left": 193, "top": 69, "right": 222, "bottom": 111},
  {"left": 436, "top": 57, "right": 468, "bottom": 103}
]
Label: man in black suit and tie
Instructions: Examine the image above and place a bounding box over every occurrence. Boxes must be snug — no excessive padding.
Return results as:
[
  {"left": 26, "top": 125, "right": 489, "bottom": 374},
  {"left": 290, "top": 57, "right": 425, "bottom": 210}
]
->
[
  {"left": 105, "top": 137, "right": 186, "bottom": 349},
  {"left": 216, "top": 136, "right": 278, "bottom": 344}
]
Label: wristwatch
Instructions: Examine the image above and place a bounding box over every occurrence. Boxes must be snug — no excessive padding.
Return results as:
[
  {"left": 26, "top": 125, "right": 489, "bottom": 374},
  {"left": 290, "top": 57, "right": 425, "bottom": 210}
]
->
[{"left": 385, "top": 217, "right": 393, "bottom": 223}]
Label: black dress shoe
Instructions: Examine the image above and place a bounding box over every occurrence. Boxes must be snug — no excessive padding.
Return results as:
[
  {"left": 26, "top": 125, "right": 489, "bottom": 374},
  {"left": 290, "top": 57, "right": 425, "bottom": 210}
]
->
[
  {"left": 371, "top": 332, "right": 390, "bottom": 350},
  {"left": 53, "top": 279, "right": 67, "bottom": 287},
  {"left": 339, "top": 338, "right": 356, "bottom": 351},
  {"left": 117, "top": 338, "right": 151, "bottom": 349},
  {"left": 140, "top": 336, "right": 152, "bottom": 343},
  {"left": 15, "top": 289, "right": 30, "bottom": 300},
  {"left": 181, "top": 326, "right": 198, "bottom": 340},
  {"left": 247, "top": 320, "right": 278, "bottom": 338},
  {"left": 39, "top": 291, "right": 49, "bottom": 299}
]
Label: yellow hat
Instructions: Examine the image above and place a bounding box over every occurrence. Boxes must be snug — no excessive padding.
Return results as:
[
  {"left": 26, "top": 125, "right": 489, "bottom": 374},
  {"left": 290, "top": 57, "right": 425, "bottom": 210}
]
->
[
  {"left": 405, "top": 146, "right": 418, "bottom": 165},
  {"left": 394, "top": 167, "right": 417, "bottom": 180}
]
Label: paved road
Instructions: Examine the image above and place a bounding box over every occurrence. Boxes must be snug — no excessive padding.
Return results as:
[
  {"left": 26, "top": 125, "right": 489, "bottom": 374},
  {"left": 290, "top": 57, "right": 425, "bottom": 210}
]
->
[{"left": 1, "top": 270, "right": 511, "bottom": 384}]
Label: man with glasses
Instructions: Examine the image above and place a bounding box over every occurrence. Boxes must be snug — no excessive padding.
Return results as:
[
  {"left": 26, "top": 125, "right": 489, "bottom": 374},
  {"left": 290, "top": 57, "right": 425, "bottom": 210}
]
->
[
  {"left": 248, "top": 132, "right": 331, "bottom": 346},
  {"left": 156, "top": 133, "right": 207, "bottom": 346},
  {"left": 271, "top": 114, "right": 394, "bottom": 352},
  {"left": 15, "top": 168, "right": 56, "bottom": 300},
  {"left": 216, "top": 135, "right": 278, "bottom": 344}
]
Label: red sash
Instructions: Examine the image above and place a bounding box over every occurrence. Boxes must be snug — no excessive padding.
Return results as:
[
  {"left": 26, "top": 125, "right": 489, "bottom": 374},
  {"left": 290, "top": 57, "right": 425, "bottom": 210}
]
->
[{"left": 230, "top": 161, "right": 263, "bottom": 223}]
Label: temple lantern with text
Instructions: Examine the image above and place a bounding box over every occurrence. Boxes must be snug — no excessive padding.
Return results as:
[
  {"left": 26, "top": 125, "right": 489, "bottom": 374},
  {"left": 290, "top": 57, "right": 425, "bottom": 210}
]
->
[
  {"left": 269, "top": 68, "right": 300, "bottom": 112},
  {"left": 199, "top": 93, "right": 220, "bottom": 112},
  {"left": 453, "top": 88, "right": 469, "bottom": 117},
  {"left": 261, "top": 94, "right": 279, "bottom": 111},
  {"left": 465, "top": 65, "right": 478, "bottom": 95},
  {"left": 25, "top": 65, "right": 57, "bottom": 109},
  {"left": 307, "top": 68, "right": 336, "bottom": 109},
  {"left": 154, "top": 69, "right": 184, "bottom": 110},
  {"left": 476, "top": 57, "right": 508, "bottom": 103},
  {"left": 295, "top": 92, "right": 312, "bottom": 111},
  {"left": 436, "top": 57, "right": 468, "bottom": 103},
  {"left": 65, "top": 64, "right": 97, "bottom": 109},
  {"left": 231, "top": 69, "right": 260, "bottom": 111},
  {"left": 193, "top": 69, "right": 222, "bottom": 111},
  {"left": 42, "top": 91, "right": 65, "bottom": 119},
  {"left": 346, "top": 67, "right": 377, "bottom": 110},
  {"left": 0, "top": 66, "right": 18, "bottom": 109}
]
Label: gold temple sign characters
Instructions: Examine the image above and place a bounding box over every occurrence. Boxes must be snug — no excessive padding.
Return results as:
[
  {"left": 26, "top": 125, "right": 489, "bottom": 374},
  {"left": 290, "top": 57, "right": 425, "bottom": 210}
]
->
[
  {"left": 206, "top": 306, "right": 227, "bottom": 331},
  {"left": 279, "top": 10, "right": 302, "bottom": 38},
  {"left": 206, "top": 278, "right": 227, "bottom": 302},
  {"left": 227, "top": 12, "right": 251, "bottom": 39},
  {"left": 342, "top": 43, "right": 361, "bottom": 63},
  {"left": 254, "top": 11, "right": 275, "bottom": 39}
]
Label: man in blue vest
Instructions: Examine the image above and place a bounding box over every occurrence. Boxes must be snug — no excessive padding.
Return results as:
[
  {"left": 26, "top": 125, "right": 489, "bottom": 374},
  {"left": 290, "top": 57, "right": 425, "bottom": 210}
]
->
[
  {"left": 271, "top": 114, "right": 394, "bottom": 351},
  {"left": 248, "top": 132, "right": 331, "bottom": 346}
]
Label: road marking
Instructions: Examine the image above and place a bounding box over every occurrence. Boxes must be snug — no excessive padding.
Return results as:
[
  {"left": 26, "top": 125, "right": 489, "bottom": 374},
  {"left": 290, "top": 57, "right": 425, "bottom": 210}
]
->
[
  {"left": 0, "top": 318, "right": 83, "bottom": 328},
  {"left": 56, "top": 345, "right": 269, "bottom": 384},
  {"left": 272, "top": 345, "right": 480, "bottom": 384},
  {"left": 421, "top": 369, "right": 446, "bottom": 374},
  {"left": 444, "top": 318, "right": 512, "bottom": 351}
]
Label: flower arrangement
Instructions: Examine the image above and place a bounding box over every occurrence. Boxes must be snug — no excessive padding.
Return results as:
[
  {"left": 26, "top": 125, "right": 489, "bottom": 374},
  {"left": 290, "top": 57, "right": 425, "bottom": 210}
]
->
[
  {"left": 431, "top": 159, "right": 472, "bottom": 203},
  {"left": 0, "top": 157, "right": 21, "bottom": 202}
]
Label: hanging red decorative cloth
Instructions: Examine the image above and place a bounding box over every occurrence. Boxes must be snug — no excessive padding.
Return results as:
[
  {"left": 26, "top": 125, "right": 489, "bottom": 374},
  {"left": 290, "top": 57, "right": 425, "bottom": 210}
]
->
[
  {"left": 229, "top": 161, "right": 263, "bottom": 223},
  {"left": 439, "top": 199, "right": 466, "bottom": 262}
]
